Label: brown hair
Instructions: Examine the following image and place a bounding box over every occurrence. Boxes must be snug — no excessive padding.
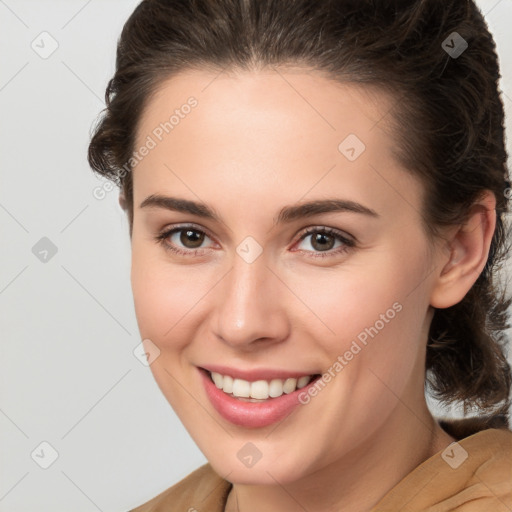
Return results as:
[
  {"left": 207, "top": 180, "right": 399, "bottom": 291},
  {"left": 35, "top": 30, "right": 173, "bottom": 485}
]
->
[{"left": 88, "top": 0, "right": 511, "bottom": 421}]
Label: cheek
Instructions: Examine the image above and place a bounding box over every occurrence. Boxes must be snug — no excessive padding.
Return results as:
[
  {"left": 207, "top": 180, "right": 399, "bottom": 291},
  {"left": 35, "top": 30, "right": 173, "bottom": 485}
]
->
[
  {"left": 130, "top": 246, "right": 202, "bottom": 410},
  {"left": 297, "top": 259, "right": 413, "bottom": 342},
  {"left": 302, "top": 244, "right": 431, "bottom": 378},
  {"left": 130, "top": 242, "right": 214, "bottom": 351},
  {"left": 131, "top": 242, "right": 180, "bottom": 342}
]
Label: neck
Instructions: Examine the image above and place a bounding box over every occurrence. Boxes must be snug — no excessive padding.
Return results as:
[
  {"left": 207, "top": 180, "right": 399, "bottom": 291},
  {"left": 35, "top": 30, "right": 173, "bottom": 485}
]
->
[{"left": 225, "top": 398, "right": 455, "bottom": 512}]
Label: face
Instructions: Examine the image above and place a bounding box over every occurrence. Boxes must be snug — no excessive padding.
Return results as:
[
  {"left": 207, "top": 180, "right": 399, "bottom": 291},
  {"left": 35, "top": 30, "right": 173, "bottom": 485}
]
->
[{"left": 130, "top": 68, "right": 441, "bottom": 485}]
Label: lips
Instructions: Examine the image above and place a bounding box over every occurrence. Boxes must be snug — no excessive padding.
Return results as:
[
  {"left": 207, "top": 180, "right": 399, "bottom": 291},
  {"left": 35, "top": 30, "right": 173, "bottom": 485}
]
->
[
  {"left": 201, "top": 364, "right": 318, "bottom": 382},
  {"left": 198, "top": 366, "right": 322, "bottom": 428}
]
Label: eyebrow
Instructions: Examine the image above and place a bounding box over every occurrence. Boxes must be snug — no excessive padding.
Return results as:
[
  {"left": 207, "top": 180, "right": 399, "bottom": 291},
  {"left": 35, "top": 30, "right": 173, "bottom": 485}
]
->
[{"left": 139, "top": 194, "right": 380, "bottom": 224}]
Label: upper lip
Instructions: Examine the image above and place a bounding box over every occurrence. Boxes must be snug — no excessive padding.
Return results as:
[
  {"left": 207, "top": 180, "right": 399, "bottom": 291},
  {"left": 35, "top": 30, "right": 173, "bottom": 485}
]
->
[{"left": 199, "top": 364, "right": 318, "bottom": 382}]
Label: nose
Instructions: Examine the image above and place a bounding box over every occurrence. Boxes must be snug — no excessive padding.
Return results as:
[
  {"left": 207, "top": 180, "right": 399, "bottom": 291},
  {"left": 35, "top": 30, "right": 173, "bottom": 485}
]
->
[{"left": 212, "top": 252, "right": 290, "bottom": 350}]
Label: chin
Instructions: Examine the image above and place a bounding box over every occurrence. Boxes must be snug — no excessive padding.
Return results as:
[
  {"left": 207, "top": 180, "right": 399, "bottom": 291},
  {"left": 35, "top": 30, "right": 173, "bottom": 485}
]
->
[
  {"left": 202, "top": 443, "right": 314, "bottom": 486},
  {"left": 214, "top": 461, "right": 304, "bottom": 486}
]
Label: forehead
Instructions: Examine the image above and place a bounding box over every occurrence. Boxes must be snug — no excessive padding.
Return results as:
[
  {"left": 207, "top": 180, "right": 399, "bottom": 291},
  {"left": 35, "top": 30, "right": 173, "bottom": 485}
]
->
[
  {"left": 135, "top": 66, "right": 396, "bottom": 150},
  {"left": 132, "top": 67, "right": 423, "bottom": 222}
]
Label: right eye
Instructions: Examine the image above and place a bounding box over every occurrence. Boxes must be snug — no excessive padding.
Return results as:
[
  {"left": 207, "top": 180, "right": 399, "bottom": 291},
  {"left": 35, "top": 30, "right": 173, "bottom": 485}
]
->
[{"left": 155, "top": 225, "right": 216, "bottom": 256}]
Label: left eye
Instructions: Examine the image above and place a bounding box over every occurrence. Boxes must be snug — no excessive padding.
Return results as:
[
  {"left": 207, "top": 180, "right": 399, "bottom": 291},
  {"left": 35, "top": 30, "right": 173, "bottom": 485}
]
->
[{"left": 294, "top": 227, "right": 355, "bottom": 257}]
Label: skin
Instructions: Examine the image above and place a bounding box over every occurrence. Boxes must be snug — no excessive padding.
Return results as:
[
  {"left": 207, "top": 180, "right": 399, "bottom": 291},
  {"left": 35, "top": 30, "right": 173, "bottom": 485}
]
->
[{"left": 128, "top": 67, "right": 496, "bottom": 512}]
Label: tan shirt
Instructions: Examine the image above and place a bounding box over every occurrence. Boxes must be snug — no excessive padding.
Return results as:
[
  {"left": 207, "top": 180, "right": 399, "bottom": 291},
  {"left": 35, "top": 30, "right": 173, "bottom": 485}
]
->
[{"left": 130, "top": 421, "right": 512, "bottom": 512}]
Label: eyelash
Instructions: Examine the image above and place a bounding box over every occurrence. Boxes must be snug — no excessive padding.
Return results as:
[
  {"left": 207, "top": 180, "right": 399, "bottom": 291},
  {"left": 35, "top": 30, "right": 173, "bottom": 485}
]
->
[{"left": 154, "top": 224, "right": 356, "bottom": 259}]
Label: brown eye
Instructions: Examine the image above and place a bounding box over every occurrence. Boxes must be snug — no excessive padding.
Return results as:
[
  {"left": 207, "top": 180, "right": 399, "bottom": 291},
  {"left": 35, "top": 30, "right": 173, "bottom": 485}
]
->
[
  {"left": 309, "top": 232, "right": 336, "bottom": 252},
  {"left": 295, "top": 227, "right": 355, "bottom": 259},
  {"left": 155, "top": 225, "right": 215, "bottom": 256},
  {"left": 179, "top": 229, "right": 205, "bottom": 248}
]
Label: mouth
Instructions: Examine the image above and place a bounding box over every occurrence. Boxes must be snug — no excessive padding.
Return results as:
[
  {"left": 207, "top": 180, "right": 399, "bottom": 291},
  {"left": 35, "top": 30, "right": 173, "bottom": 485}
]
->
[
  {"left": 198, "top": 367, "right": 322, "bottom": 428},
  {"left": 205, "top": 369, "right": 321, "bottom": 402}
]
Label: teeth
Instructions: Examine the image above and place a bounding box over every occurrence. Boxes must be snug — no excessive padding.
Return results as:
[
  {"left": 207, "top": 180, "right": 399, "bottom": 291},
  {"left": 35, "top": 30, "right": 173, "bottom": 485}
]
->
[
  {"left": 297, "top": 376, "right": 310, "bottom": 388},
  {"left": 223, "top": 375, "right": 233, "bottom": 394},
  {"left": 283, "top": 378, "right": 297, "bottom": 394},
  {"left": 210, "top": 371, "right": 314, "bottom": 400},
  {"left": 212, "top": 372, "right": 223, "bottom": 389},
  {"left": 250, "top": 380, "right": 269, "bottom": 399},
  {"left": 269, "top": 379, "right": 284, "bottom": 398},
  {"left": 232, "top": 378, "right": 250, "bottom": 398}
]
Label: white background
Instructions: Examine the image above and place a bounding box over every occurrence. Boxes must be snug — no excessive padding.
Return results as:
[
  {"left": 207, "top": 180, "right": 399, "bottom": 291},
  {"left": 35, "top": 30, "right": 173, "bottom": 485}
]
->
[{"left": 1, "top": 1, "right": 511, "bottom": 510}]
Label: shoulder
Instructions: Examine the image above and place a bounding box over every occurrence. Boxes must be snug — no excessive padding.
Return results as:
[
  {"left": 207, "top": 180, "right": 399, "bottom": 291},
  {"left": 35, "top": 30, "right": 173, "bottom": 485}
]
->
[
  {"left": 372, "top": 426, "right": 512, "bottom": 511},
  {"left": 129, "top": 463, "right": 231, "bottom": 512}
]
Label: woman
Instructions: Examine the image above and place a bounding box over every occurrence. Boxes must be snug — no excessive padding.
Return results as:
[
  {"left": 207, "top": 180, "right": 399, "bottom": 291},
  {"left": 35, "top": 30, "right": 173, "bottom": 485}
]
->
[{"left": 88, "top": 0, "right": 512, "bottom": 510}]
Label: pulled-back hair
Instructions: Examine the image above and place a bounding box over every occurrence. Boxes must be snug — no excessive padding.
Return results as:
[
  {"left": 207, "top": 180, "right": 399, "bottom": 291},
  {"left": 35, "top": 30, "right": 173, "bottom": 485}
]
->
[{"left": 88, "top": 0, "right": 512, "bottom": 421}]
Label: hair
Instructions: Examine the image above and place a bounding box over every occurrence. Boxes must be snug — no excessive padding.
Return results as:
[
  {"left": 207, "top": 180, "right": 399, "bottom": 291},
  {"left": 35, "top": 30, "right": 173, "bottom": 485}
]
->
[{"left": 88, "top": 0, "right": 512, "bottom": 422}]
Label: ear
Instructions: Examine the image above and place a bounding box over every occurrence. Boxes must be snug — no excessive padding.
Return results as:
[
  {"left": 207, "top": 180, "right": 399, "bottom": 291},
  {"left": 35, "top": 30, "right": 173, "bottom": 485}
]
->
[{"left": 429, "top": 190, "right": 496, "bottom": 309}]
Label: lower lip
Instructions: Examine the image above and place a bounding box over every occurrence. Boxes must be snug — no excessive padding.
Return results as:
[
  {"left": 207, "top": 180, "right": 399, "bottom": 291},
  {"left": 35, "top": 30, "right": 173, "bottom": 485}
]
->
[{"left": 199, "top": 368, "right": 319, "bottom": 428}]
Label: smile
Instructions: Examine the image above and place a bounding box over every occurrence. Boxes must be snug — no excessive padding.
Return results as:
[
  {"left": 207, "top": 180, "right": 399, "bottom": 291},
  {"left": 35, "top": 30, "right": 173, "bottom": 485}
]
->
[
  {"left": 209, "top": 371, "right": 314, "bottom": 401},
  {"left": 199, "top": 367, "right": 322, "bottom": 428}
]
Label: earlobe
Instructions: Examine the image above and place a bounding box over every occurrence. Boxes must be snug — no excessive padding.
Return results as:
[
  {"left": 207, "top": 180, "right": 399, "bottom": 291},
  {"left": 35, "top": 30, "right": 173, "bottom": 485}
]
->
[{"left": 429, "top": 190, "right": 496, "bottom": 309}]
